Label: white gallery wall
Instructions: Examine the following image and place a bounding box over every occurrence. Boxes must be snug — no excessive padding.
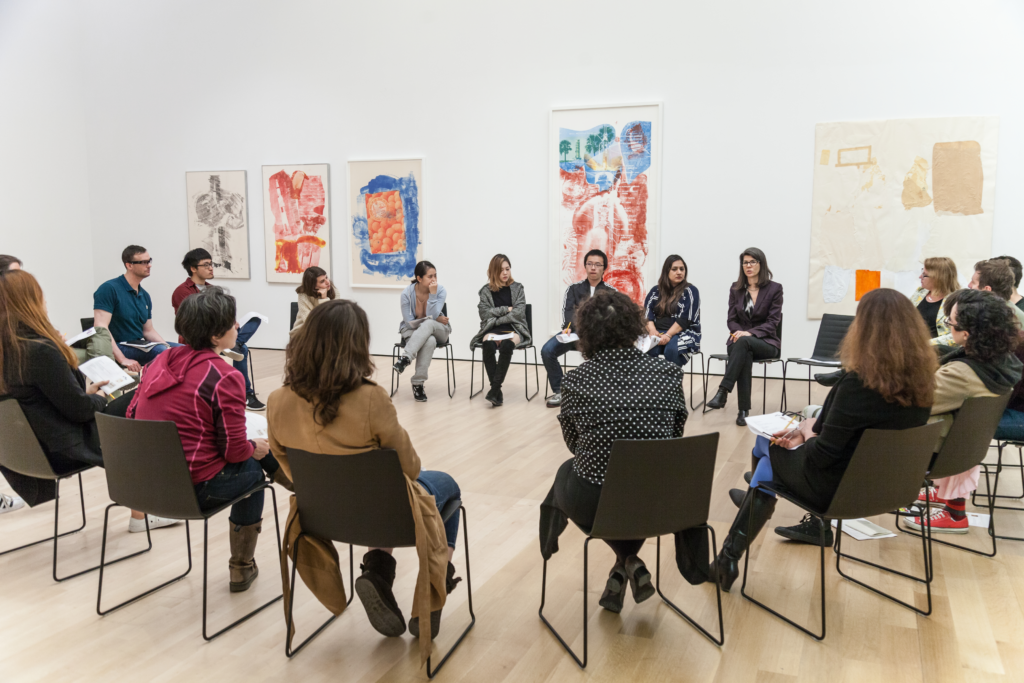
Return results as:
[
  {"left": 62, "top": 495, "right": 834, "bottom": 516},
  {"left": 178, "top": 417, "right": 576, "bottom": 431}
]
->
[{"left": 3, "top": 0, "right": 1024, "bottom": 373}]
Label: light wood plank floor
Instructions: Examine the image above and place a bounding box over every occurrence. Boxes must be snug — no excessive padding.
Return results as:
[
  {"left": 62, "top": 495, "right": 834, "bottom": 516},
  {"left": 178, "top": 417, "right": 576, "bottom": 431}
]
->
[{"left": 3, "top": 350, "right": 1024, "bottom": 682}]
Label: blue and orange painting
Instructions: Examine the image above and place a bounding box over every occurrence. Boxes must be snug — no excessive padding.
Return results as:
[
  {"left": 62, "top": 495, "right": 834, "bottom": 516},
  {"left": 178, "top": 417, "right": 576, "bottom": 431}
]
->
[
  {"left": 352, "top": 173, "right": 420, "bottom": 279},
  {"left": 558, "top": 120, "right": 652, "bottom": 191}
]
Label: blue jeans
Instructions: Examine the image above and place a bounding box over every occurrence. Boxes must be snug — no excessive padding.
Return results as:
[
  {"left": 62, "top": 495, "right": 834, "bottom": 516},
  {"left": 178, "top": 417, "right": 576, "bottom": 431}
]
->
[
  {"left": 233, "top": 318, "right": 261, "bottom": 395},
  {"left": 417, "top": 470, "right": 461, "bottom": 548},
  {"left": 541, "top": 335, "right": 577, "bottom": 394},
  {"left": 749, "top": 436, "right": 776, "bottom": 498},
  {"left": 194, "top": 458, "right": 266, "bottom": 526},
  {"left": 995, "top": 408, "right": 1024, "bottom": 442},
  {"left": 646, "top": 334, "right": 690, "bottom": 367},
  {"left": 120, "top": 341, "right": 183, "bottom": 366}
]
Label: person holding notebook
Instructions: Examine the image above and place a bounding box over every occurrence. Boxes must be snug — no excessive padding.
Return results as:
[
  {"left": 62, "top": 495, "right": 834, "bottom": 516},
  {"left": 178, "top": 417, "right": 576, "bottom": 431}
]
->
[{"left": 469, "top": 254, "right": 532, "bottom": 406}]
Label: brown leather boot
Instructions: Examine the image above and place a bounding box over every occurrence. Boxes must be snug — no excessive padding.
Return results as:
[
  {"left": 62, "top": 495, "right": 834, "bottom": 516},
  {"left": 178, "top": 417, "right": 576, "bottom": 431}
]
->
[
  {"left": 409, "top": 561, "right": 462, "bottom": 638},
  {"left": 228, "top": 520, "right": 262, "bottom": 593}
]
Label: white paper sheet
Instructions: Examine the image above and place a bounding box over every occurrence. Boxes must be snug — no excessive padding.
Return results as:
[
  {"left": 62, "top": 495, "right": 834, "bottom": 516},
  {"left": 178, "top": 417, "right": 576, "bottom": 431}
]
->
[
  {"left": 79, "top": 356, "right": 135, "bottom": 394},
  {"left": 635, "top": 335, "right": 660, "bottom": 353},
  {"left": 556, "top": 332, "right": 580, "bottom": 343},
  {"left": 119, "top": 340, "right": 160, "bottom": 351},
  {"left": 238, "top": 311, "right": 269, "bottom": 326},
  {"left": 967, "top": 512, "right": 990, "bottom": 528},
  {"left": 245, "top": 413, "right": 268, "bottom": 439},
  {"left": 484, "top": 333, "right": 515, "bottom": 341},
  {"left": 831, "top": 518, "right": 897, "bottom": 540},
  {"left": 66, "top": 327, "right": 97, "bottom": 346}
]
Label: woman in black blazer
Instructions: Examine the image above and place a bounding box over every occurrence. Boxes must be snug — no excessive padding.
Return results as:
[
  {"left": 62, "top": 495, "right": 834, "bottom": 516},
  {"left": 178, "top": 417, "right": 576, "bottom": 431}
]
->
[
  {"left": 709, "top": 289, "right": 937, "bottom": 591},
  {"left": 707, "top": 248, "right": 784, "bottom": 425}
]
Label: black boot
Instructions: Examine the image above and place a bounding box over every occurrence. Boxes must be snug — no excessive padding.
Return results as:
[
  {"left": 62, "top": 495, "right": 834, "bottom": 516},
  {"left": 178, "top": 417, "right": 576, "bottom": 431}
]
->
[
  {"left": 708, "top": 488, "right": 777, "bottom": 592},
  {"left": 481, "top": 342, "right": 498, "bottom": 385},
  {"left": 736, "top": 410, "right": 749, "bottom": 426},
  {"left": 410, "top": 561, "right": 462, "bottom": 638},
  {"left": 707, "top": 387, "right": 729, "bottom": 410},
  {"left": 355, "top": 550, "right": 406, "bottom": 637}
]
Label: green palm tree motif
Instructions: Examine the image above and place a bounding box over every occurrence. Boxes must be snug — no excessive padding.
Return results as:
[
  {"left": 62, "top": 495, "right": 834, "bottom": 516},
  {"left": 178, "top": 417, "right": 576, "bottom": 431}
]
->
[
  {"left": 586, "top": 134, "right": 602, "bottom": 156},
  {"left": 601, "top": 125, "right": 615, "bottom": 149},
  {"left": 559, "top": 139, "right": 572, "bottom": 162}
]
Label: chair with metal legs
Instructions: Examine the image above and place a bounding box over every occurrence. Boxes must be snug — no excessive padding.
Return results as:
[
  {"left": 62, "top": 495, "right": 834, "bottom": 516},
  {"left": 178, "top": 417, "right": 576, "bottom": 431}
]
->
[
  {"left": 783, "top": 314, "right": 854, "bottom": 405},
  {"left": 705, "top": 318, "right": 786, "bottom": 414},
  {"left": 469, "top": 303, "right": 540, "bottom": 401},
  {"left": 0, "top": 400, "right": 151, "bottom": 582},
  {"left": 688, "top": 351, "right": 706, "bottom": 410},
  {"left": 391, "top": 304, "right": 456, "bottom": 399},
  {"left": 895, "top": 394, "right": 1011, "bottom": 558},
  {"left": 93, "top": 413, "right": 283, "bottom": 641},
  {"left": 973, "top": 440, "right": 1024, "bottom": 543},
  {"left": 741, "top": 422, "right": 942, "bottom": 640},
  {"left": 283, "top": 448, "right": 474, "bottom": 679},
  {"left": 539, "top": 433, "right": 725, "bottom": 669}
]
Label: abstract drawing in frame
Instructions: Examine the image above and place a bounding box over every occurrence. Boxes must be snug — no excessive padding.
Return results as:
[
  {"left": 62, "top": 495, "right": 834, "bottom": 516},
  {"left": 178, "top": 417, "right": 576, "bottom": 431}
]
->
[
  {"left": 549, "top": 103, "right": 662, "bottom": 331},
  {"left": 347, "top": 158, "right": 423, "bottom": 288},
  {"left": 185, "top": 170, "right": 250, "bottom": 279},
  {"left": 262, "top": 163, "right": 331, "bottom": 284}
]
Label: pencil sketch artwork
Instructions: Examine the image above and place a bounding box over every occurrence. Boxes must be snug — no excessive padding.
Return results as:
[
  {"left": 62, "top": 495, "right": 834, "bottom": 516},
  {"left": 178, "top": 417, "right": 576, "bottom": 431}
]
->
[
  {"left": 548, "top": 103, "right": 662, "bottom": 331},
  {"left": 808, "top": 116, "right": 999, "bottom": 317},
  {"left": 185, "top": 171, "right": 250, "bottom": 279},
  {"left": 262, "top": 163, "right": 331, "bottom": 284}
]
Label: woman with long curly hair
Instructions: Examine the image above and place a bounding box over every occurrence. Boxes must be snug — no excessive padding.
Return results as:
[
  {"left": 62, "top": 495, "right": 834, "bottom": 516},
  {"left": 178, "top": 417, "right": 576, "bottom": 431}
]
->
[
  {"left": 643, "top": 254, "right": 701, "bottom": 368},
  {"left": 710, "top": 289, "right": 936, "bottom": 590}
]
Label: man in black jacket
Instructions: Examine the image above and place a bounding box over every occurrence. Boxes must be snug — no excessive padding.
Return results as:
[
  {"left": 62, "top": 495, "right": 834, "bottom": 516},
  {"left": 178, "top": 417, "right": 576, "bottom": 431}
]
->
[{"left": 542, "top": 249, "right": 616, "bottom": 407}]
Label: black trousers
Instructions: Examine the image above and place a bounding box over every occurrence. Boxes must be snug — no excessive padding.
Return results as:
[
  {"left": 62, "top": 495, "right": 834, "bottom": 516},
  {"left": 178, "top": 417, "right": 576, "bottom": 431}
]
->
[{"left": 719, "top": 336, "right": 779, "bottom": 410}]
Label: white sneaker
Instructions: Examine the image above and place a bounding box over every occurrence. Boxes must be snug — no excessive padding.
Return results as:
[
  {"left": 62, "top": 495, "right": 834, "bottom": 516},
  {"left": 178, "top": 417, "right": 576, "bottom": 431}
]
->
[
  {"left": 0, "top": 493, "right": 25, "bottom": 514},
  {"left": 128, "top": 514, "right": 181, "bottom": 533}
]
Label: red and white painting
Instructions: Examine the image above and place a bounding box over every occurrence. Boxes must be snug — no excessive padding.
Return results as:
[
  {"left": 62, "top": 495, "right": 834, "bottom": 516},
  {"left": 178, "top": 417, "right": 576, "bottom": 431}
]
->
[
  {"left": 262, "top": 163, "right": 331, "bottom": 283},
  {"left": 549, "top": 103, "right": 662, "bottom": 331}
]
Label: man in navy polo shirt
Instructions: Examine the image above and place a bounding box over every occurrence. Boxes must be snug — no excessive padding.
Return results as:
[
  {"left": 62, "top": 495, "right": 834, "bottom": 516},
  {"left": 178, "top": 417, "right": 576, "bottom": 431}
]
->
[{"left": 93, "top": 245, "right": 180, "bottom": 372}]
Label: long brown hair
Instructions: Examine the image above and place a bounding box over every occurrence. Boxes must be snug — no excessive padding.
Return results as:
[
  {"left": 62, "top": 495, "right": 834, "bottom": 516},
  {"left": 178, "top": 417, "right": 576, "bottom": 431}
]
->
[
  {"left": 656, "top": 254, "right": 689, "bottom": 316},
  {"left": 839, "top": 288, "right": 936, "bottom": 407},
  {"left": 732, "top": 247, "right": 772, "bottom": 291},
  {"left": 283, "top": 299, "right": 374, "bottom": 425},
  {"left": 0, "top": 270, "right": 79, "bottom": 393},
  {"left": 487, "top": 254, "right": 514, "bottom": 292},
  {"left": 922, "top": 257, "right": 959, "bottom": 298},
  {"left": 295, "top": 266, "right": 335, "bottom": 299}
]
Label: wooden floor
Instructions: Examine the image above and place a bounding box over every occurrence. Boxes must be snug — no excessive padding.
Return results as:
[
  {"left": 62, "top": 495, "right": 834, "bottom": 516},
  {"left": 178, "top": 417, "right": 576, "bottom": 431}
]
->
[{"left": 4, "top": 350, "right": 1024, "bottom": 682}]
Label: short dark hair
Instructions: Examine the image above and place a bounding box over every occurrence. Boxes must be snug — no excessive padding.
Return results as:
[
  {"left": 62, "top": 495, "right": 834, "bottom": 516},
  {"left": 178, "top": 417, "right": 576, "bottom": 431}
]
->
[
  {"left": 411, "top": 260, "right": 436, "bottom": 284},
  {"left": 182, "top": 248, "right": 212, "bottom": 276},
  {"left": 174, "top": 286, "right": 236, "bottom": 351},
  {"left": 575, "top": 289, "right": 645, "bottom": 359},
  {"left": 121, "top": 245, "right": 147, "bottom": 267},
  {"left": 733, "top": 248, "right": 773, "bottom": 290},
  {"left": 975, "top": 259, "right": 1014, "bottom": 300},
  {"left": 944, "top": 288, "right": 1020, "bottom": 362},
  {"left": 0, "top": 255, "right": 22, "bottom": 274},
  {"left": 583, "top": 249, "right": 608, "bottom": 270},
  {"left": 996, "top": 255, "right": 1023, "bottom": 289}
]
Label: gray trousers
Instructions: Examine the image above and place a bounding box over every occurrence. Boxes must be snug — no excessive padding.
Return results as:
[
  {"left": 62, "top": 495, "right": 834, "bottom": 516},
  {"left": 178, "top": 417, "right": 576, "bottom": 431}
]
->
[{"left": 400, "top": 320, "right": 451, "bottom": 385}]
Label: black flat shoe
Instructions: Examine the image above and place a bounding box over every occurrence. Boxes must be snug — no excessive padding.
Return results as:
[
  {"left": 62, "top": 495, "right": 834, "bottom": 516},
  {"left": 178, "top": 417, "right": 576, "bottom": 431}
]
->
[
  {"left": 736, "top": 410, "right": 749, "bottom": 426},
  {"left": 775, "top": 514, "right": 834, "bottom": 547},
  {"left": 729, "top": 488, "right": 745, "bottom": 508},
  {"left": 706, "top": 388, "right": 728, "bottom": 410},
  {"left": 624, "top": 555, "right": 655, "bottom": 604},
  {"left": 598, "top": 565, "right": 628, "bottom": 613},
  {"left": 744, "top": 471, "right": 752, "bottom": 484},
  {"left": 393, "top": 356, "right": 412, "bottom": 374},
  {"left": 412, "top": 385, "right": 427, "bottom": 402}
]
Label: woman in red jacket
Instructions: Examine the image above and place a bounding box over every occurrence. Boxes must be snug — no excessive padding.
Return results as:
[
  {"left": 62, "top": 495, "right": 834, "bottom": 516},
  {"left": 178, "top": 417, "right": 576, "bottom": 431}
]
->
[{"left": 128, "top": 287, "right": 290, "bottom": 592}]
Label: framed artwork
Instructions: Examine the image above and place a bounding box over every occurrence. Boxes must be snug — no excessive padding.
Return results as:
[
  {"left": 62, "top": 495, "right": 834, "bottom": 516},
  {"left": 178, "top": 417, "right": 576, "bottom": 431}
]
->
[
  {"left": 262, "top": 163, "right": 331, "bottom": 283},
  {"left": 185, "top": 170, "right": 250, "bottom": 279},
  {"left": 548, "top": 103, "right": 662, "bottom": 331},
  {"left": 347, "top": 157, "right": 423, "bottom": 288},
  {"left": 808, "top": 116, "right": 999, "bottom": 317}
]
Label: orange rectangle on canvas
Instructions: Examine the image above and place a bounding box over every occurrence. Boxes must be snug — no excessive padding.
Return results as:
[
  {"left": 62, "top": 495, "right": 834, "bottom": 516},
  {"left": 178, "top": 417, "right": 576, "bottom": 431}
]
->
[
  {"left": 855, "top": 270, "right": 880, "bottom": 301},
  {"left": 365, "top": 190, "right": 406, "bottom": 254}
]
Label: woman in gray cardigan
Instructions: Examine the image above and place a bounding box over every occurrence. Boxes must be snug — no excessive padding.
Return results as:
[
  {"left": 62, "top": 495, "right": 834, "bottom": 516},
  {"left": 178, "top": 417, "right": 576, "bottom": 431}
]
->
[
  {"left": 394, "top": 261, "right": 451, "bottom": 402},
  {"left": 469, "top": 254, "right": 532, "bottom": 406}
]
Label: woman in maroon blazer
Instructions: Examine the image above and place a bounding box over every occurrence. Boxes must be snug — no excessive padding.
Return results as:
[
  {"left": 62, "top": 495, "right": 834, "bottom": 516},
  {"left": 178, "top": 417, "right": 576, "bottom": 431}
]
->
[{"left": 706, "top": 248, "right": 783, "bottom": 425}]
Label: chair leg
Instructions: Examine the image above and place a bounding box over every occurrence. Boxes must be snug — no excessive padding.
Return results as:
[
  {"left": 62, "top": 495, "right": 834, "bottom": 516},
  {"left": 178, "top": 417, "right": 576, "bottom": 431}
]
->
[
  {"left": 741, "top": 505, "right": 826, "bottom": 640},
  {"left": 654, "top": 529, "right": 724, "bottom": 646},
  {"left": 97, "top": 507, "right": 189, "bottom": 615},
  {"left": 390, "top": 345, "right": 399, "bottom": 398},
  {"left": 539, "top": 537, "right": 589, "bottom": 668},
  {"left": 445, "top": 345, "right": 456, "bottom": 398},
  {"left": 426, "top": 505, "right": 476, "bottom": 678},
  {"left": 246, "top": 344, "right": 256, "bottom": 396},
  {"left": 974, "top": 443, "right": 1024, "bottom": 505},
  {"left": 524, "top": 347, "right": 540, "bottom": 401},
  {"left": 202, "top": 486, "right": 284, "bottom": 641},
  {"left": 0, "top": 473, "right": 85, "bottom": 560},
  {"left": 780, "top": 361, "right": 788, "bottom": 413},
  {"left": 807, "top": 364, "right": 812, "bottom": 405},
  {"left": 702, "top": 357, "right": 724, "bottom": 415},
  {"left": 285, "top": 539, "right": 353, "bottom": 657},
  {"left": 470, "top": 345, "right": 484, "bottom": 399}
]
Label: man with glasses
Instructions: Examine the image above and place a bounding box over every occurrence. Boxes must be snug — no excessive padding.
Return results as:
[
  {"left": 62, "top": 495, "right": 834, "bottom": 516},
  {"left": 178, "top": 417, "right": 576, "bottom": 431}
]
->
[
  {"left": 172, "top": 248, "right": 265, "bottom": 410},
  {"left": 543, "top": 249, "right": 616, "bottom": 408},
  {"left": 93, "top": 245, "right": 180, "bottom": 371}
]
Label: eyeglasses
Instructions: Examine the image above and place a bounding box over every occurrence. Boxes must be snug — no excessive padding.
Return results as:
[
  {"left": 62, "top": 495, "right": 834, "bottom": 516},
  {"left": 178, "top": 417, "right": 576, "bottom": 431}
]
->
[
  {"left": 742, "top": 261, "right": 759, "bottom": 267},
  {"left": 949, "top": 322, "right": 966, "bottom": 332},
  {"left": 130, "top": 259, "right": 153, "bottom": 265},
  {"left": 197, "top": 261, "right": 214, "bottom": 268},
  {"left": 585, "top": 261, "right": 604, "bottom": 268}
]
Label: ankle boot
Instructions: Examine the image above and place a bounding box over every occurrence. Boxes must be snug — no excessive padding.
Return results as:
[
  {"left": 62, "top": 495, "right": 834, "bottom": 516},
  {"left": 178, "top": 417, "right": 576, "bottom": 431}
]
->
[
  {"left": 410, "top": 561, "right": 462, "bottom": 638},
  {"left": 708, "top": 488, "right": 777, "bottom": 592},
  {"left": 355, "top": 550, "right": 406, "bottom": 637},
  {"left": 228, "top": 520, "right": 262, "bottom": 593},
  {"left": 707, "top": 387, "right": 729, "bottom": 410}
]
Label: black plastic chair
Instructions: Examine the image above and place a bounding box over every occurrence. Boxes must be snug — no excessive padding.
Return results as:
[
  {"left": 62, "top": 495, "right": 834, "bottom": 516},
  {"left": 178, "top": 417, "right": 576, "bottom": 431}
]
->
[
  {"left": 283, "top": 448, "right": 474, "bottom": 678},
  {"left": 896, "top": 394, "right": 1012, "bottom": 558},
  {"left": 783, "top": 314, "right": 854, "bottom": 405},
  {"left": 539, "top": 433, "right": 724, "bottom": 668},
  {"left": 741, "top": 422, "right": 942, "bottom": 640},
  {"left": 0, "top": 400, "right": 150, "bottom": 581},
  {"left": 687, "top": 351, "right": 707, "bottom": 410},
  {"left": 80, "top": 318, "right": 94, "bottom": 332},
  {"left": 391, "top": 304, "right": 456, "bottom": 398},
  {"left": 704, "top": 317, "right": 786, "bottom": 415},
  {"left": 290, "top": 301, "right": 299, "bottom": 331},
  {"left": 93, "top": 413, "right": 282, "bottom": 641},
  {"left": 469, "top": 303, "right": 541, "bottom": 401},
  {"left": 973, "top": 439, "right": 1024, "bottom": 543}
]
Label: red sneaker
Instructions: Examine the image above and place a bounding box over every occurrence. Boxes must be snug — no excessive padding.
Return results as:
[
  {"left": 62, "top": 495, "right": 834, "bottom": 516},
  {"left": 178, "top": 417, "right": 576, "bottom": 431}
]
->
[
  {"left": 917, "top": 487, "right": 948, "bottom": 507},
  {"left": 905, "top": 509, "right": 968, "bottom": 534}
]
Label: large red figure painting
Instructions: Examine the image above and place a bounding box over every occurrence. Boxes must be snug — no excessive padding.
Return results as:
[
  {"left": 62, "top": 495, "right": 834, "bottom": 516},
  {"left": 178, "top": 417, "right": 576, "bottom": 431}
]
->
[{"left": 262, "top": 164, "right": 331, "bottom": 283}]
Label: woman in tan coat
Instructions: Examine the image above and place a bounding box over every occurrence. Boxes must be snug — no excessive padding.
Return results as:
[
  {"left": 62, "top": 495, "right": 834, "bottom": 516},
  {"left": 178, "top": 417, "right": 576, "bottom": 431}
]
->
[
  {"left": 268, "top": 298, "right": 462, "bottom": 660},
  {"left": 290, "top": 266, "right": 338, "bottom": 335}
]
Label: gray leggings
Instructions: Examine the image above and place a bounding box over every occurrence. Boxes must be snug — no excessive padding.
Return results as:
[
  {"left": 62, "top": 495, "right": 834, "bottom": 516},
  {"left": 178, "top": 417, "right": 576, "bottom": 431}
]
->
[{"left": 400, "top": 320, "right": 451, "bottom": 385}]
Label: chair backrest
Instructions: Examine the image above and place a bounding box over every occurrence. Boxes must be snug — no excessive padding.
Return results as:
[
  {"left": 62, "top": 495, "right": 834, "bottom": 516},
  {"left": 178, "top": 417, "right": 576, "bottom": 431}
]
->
[
  {"left": 81, "top": 318, "right": 95, "bottom": 332},
  {"left": 290, "top": 302, "right": 298, "bottom": 331},
  {"left": 590, "top": 433, "right": 719, "bottom": 540},
  {"left": 929, "top": 394, "right": 1011, "bottom": 480},
  {"left": 525, "top": 303, "right": 533, "bottom": 336},
  {"left": 824, "top": 422, "right": 943, "bottom": 519},
  {"left": 287, "top": 448, "right": 417, "bottom": 548},
  {"left": 95, "top": 413, "right": 206, "bottom": 519},
  {"left": 810, "top": 314, "right": 854, "bottom": 361},
  {"left": 0, "top": 399, "right": 62, "bottom": 480}
]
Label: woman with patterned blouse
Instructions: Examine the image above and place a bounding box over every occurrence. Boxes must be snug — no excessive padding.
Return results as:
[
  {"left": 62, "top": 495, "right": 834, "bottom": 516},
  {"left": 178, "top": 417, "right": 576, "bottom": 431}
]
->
[
  {"left": 539, "top": 290, "right": 688, "bottom": 613},
  {"left": 643, "top": 254, "right": 701, "bottom": 368}
]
